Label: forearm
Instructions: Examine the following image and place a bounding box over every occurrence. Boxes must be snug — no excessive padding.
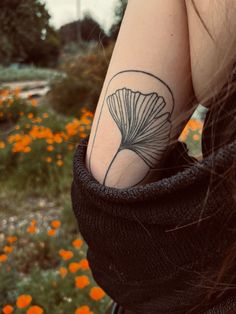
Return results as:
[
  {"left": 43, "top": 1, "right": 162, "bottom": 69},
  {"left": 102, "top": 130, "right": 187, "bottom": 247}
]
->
[{"left": 86, "top": 0, "right": 195, "bottom": 188}]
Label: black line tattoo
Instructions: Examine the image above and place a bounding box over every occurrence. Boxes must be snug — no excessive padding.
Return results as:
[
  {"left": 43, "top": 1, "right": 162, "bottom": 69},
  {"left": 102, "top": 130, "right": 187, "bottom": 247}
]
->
[{"left": 88, "top": 70, "right": 175, "bottom": 187}]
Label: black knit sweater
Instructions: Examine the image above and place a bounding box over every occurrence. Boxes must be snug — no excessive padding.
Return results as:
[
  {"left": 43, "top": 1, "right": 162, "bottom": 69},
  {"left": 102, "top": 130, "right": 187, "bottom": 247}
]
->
[{"left": 71, "top": 101, "right": 236, "bottom": 313}]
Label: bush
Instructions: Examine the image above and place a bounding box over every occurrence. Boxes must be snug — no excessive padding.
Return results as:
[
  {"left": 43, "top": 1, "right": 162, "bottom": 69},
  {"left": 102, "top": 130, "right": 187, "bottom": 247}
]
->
[
  {"left": 0, "top": 88, "right": 93, "bottom": 194},
  {"left": 48, "top": 43, "right": 114, "bottom": 117},
  {"left": 0, "top": 65, "right": 63, "bottom": 83},
  {"left": 0, "top": 214, "right": 111, "bottom": 313}
]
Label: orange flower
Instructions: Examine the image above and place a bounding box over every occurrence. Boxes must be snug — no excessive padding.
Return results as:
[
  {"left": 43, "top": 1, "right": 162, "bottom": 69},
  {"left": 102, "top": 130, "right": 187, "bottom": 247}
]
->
[
  {"left": 80, "top": 259, "right": 89, "bottom": 270},
  {"left": 74, "top": 305, "right": 93, "bottom": 314},
  {"left": 68, "top": 144, "right": 74, "bottom": 151},
  {"left": 2, "top": 305, "right": 14, "bottom": 314},
  {"left": 26, "top": 305, "right": 44, "bottom": 314},
  {"left": 31, "top": 219, "right": 37, "bottom": 226},
  {"left": 30, "top": 99, "right": 38, "bottom": 107},
  {"left": 47, "top": 145, "right": 54, "bottom": 152},
  {"left": 89, "top": 287, "right": 105, "bottom": 301},
  {"left": 42, "top": 113, "right": 49, "bottom": 118},
  {"left": 46, "top": 139, "right": 53, "bottom": 144},
  {"left": 51, "top": 220, "right": 61, "bottom": 229},
  {"left": 59, "top": 249, "right": 74, "bottom": 260},
  {"left": 46, "top": 157, "right": 52, "bottom": 163},
  {"left": 72, "top": 239, "right": 83, "bottom": 249},
  {"left": 3, "top": 246, "right": 14, "bottom": 253},
  {"left": 28, "top": 113, "right": 34, "bottom": 119},
  {"left": 80, "top": 132, "right": 87, "bottom": 139},
  {"left": 16, "top": 294, "right": 32, "bottom": 308},
  {"left": 7, "top": 236, "right": 17, "bottom": 244},
  {"left": 24, "top": 146, "right": 31, "bottom": 153},
  {"left": 193, "top": 134, "right": 200, "bottom": 141},
  {"left": 69, "top": 262, "right": 81, "bottom": 273},
  {"left": 75, "top": 275, "right": 90, "bottom": 288},
  {"left": 0, "top": 254, "right": 8, "bottom": 262},
  {"left": 56, "top": 160, "right": 63, "bottom": 167},
  {"left": 27, "top": 225, "right": 37, "bottom": 234},
  {"left": 47, "top": 229, "right": 56, "bottom": 236},
  {"left": 0, "top": 141, "right": 5, "bottom": 149},
  {"left": 59, "top": 267, "right": 68, "bottom": 278},
  {"left": 14, "top": 87, "right": 21, "bottom": 97}
]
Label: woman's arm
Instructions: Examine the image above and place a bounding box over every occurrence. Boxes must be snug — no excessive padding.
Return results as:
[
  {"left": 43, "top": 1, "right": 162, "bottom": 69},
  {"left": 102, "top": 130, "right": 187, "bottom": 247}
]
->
[{"left": 86, "top": 0, "right": 195, "bottom": 188}]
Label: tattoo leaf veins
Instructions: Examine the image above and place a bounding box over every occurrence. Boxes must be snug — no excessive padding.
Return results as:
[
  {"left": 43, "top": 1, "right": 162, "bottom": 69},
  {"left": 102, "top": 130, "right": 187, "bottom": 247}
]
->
[{"left": 103, "top": 87, "right": 172, "bottom": 185}]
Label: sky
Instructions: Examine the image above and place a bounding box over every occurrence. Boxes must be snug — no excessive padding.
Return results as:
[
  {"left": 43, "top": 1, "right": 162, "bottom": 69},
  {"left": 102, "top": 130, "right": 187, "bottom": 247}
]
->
[{"left": 44, "top": 0, "right": 118, "bottom": 33}]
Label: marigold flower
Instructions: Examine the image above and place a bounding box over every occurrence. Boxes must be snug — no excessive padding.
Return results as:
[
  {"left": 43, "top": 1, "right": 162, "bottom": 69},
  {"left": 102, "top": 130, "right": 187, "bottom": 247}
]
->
[
  {"left": 75, "top": 275, "right": 90, "bottom": 288},
  {"left": 16, "top": 294, "right": 32, "bottom": 309},
  {"left": 6, "top": 236, "right": 17, "bottom": 243},
  {"left": 59, "top": 267, "right": 68, "bottom": 278},
  {"left": 3, "top": 246, "right": 14, "bottom": 253},
  {"left": 72, "top": 239, "right": 83, "bottom": 249},
  {"left": 80, "top": 132, "right": 87, "bottom": 139},
  {"left": 31, "top": 99, "right": 38, "bottom": 107},
  {"left": 14, "top": 87, "right": 21, "bottom": 97},
  {"left": 42, "top": 113, "right": 49, "bottom": 118},
  {"left": 47, "top": 145, "right": 54, "bottom": 152},
  {"left": 51, "top": 220, "right": 61, "bottom": 229},
  {"left": 2, "top": 304, "right": 14, "bottom": 314},
  {"left": 0, "top": 254, "right": 8, "bottom": 262},
  {"left": 46, "top": 139, "right": 54, "bottom": 144},
  {"left": 31, "top": 219, "right": 37, "bottom": 226},
  {"left": 193, "top": 134, "right": 200, "bottom": 141},
  {"left": 80, "top": 259, "right": 89, "bottom": 270},
  {"left": 59, "top": 249, "right": 74, "bottom": 260},
  {"left": 56, "top": 160, "right": 63, "bottom": 167},
  {"left": 27, "top": 225, "right": 37, "bottom": 234},
  {"left": 74, "top": 305, "right": 93, "bottom": 314},
  {"left": 24, "top": 146, "right": 31, "bottom": 153},
  {"left": 69, "top": 262, "right": 81, "bottom": 273},
  {"left": 15, "top": 125, "right": 20, "bottom": 130},
  {"left": 46, "top": 157, "right": 52, "bottom": 163},
  {"left": 0, "top": 141, "right": 5, "bottom": 149},
  {"left": 89, "top": 287, "right": 105, "bottom": 301},
  {"left": 68, "top": 144, "right": 74, "bottom": 150},
  {"left": 28, "top": 113, "right": 34, "bottom": 119},
  {"left": 47, "top": 229, "right": 56, "bottom": 236},
  {"left": 26, "top": 305, "right": 44, "bottom": 314}
]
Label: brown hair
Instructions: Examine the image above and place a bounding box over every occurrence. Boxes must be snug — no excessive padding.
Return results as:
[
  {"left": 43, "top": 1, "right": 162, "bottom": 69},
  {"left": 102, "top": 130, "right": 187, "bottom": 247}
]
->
[{"left": 186, "top": 1, "right": 236, "bottom": 311}]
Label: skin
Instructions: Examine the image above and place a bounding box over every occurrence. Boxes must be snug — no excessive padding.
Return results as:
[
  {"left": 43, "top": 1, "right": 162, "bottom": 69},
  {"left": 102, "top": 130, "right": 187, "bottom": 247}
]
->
[{"left": 85, "top": 0, "right": 236, "bottom": 189}]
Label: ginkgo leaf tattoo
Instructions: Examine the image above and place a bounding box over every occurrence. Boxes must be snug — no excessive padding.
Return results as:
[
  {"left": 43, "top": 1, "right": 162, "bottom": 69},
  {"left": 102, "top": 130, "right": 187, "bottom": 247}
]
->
[{"left": 87, "top": 70, "right": 174, "bottom": 187}]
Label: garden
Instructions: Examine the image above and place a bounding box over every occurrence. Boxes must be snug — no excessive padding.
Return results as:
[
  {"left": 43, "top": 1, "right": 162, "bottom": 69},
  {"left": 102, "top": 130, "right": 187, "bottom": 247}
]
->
[{"left": 0, "top": 1, "right": 205, "bottom": 313}]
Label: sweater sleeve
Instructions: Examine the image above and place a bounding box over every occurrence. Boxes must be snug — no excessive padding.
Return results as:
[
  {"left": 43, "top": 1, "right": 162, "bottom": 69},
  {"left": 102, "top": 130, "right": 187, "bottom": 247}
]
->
[{"left": 71, "top": 136, "right": 236, "bottom": 314}]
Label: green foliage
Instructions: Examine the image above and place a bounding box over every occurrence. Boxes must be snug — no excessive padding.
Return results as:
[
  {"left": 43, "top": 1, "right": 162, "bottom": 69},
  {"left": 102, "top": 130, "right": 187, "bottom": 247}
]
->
[
  {"left": 0, "top": 89, "right": 93, "bottom": 195},
  {"left": 0, "top": 65, "right": 62, "bottom": 83},
  {"left": 0, "top": 216, "right": 111, "bottom": 312},
  {"left": 48, "top": 43, "right": 114, "bottom": 116},
  {"left": 0, "top": 0, "right": 60, "bottom": 66},
  {"left": 59, "top": 13, "right": 109, "bottom": 47}
]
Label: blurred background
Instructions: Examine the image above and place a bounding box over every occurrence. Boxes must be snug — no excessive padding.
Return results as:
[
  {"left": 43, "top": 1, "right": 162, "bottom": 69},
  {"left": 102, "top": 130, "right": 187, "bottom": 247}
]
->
[{"left": 0, "top": 1, "right": 204, "bottom": 313}]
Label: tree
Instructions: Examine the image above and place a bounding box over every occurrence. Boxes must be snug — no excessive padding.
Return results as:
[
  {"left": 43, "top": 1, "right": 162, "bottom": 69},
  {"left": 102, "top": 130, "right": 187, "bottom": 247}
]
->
[
  {"left": 109, "top": 0, "right": 128, "bottom": 40},
  {"left": 0, "top": 0, "right": 60, "bottom": 66},
  {"left": 59, "top": 13, "right": 109, "bottom": 47}
]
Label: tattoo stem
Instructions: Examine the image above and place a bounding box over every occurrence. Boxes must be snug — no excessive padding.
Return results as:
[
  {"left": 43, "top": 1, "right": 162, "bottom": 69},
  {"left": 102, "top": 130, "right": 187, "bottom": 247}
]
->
[{"left": 103, "top": 148, "right": 121, "bottom": 185}]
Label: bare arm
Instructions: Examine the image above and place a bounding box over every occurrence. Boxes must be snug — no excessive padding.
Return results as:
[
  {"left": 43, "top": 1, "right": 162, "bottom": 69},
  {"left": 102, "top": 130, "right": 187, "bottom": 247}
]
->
[{"left": 86, "top": 0, "right": 195, "bottom": 188}]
